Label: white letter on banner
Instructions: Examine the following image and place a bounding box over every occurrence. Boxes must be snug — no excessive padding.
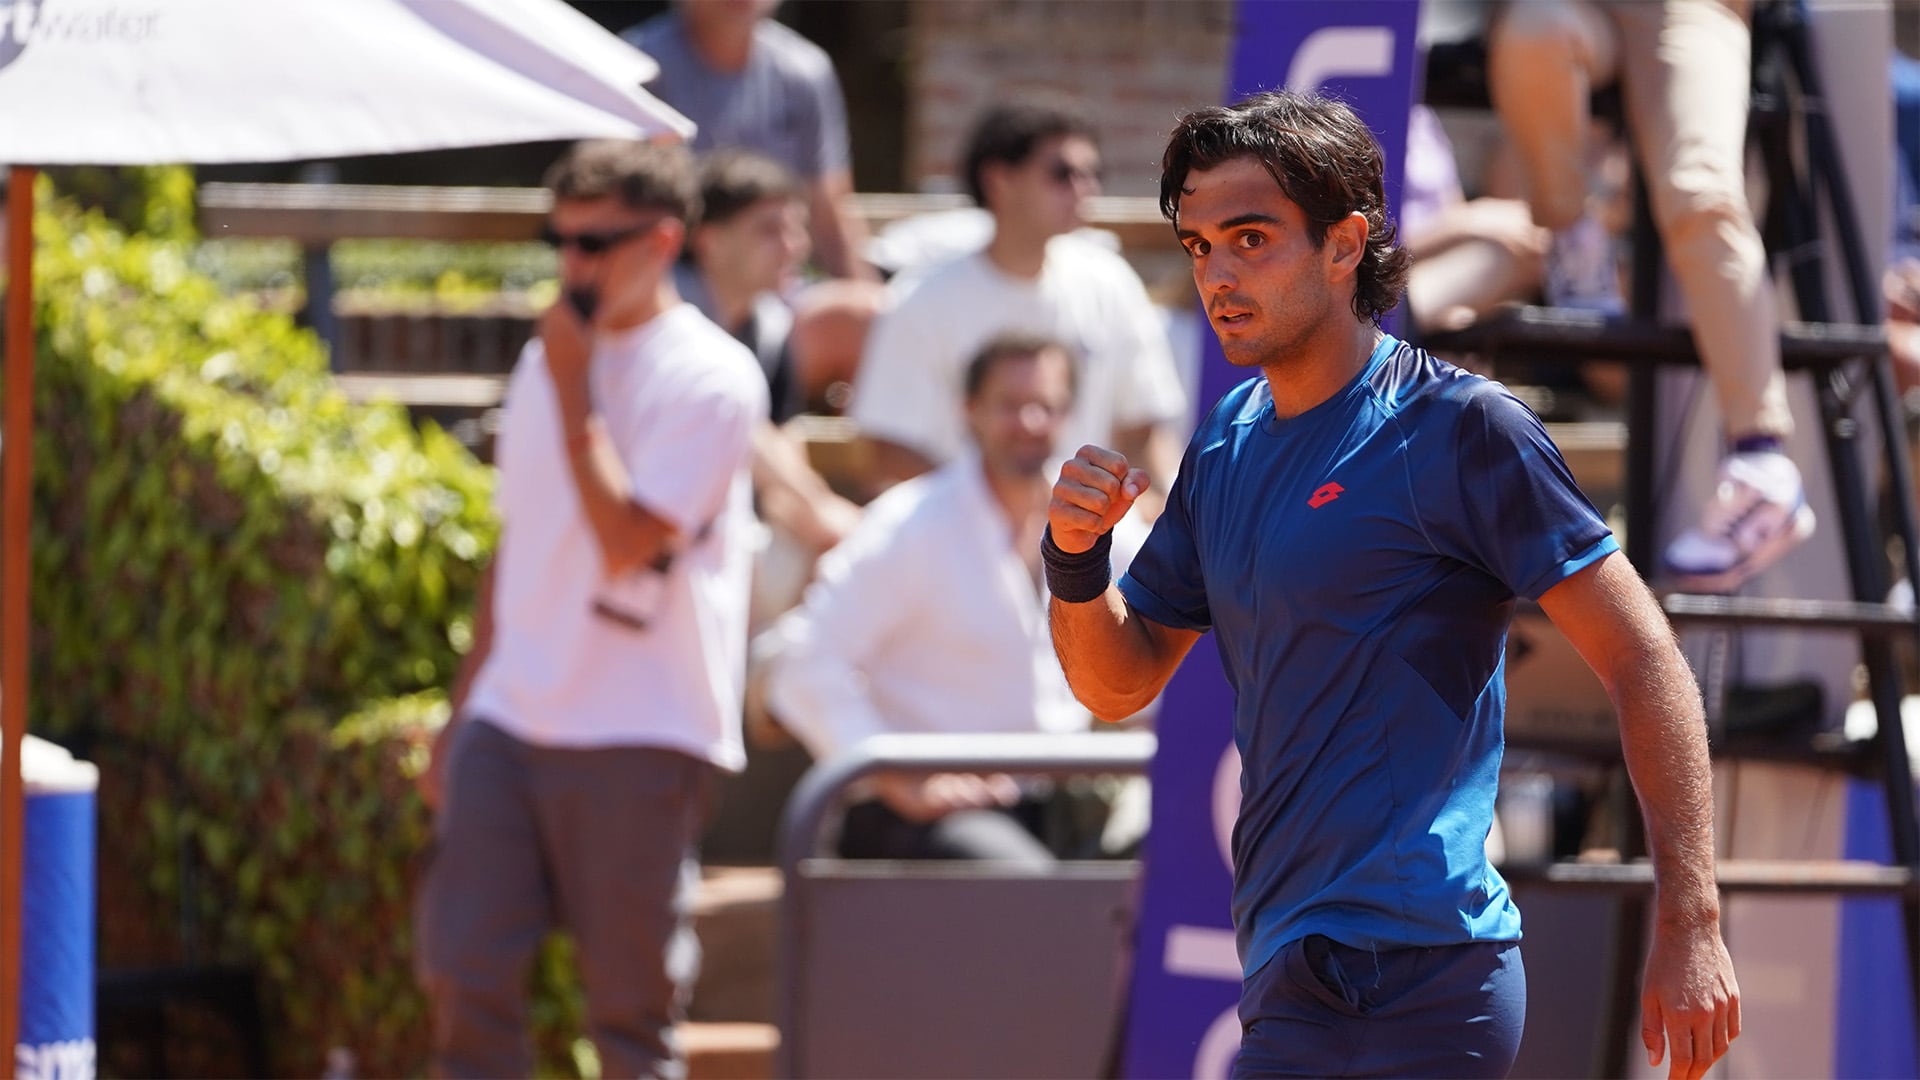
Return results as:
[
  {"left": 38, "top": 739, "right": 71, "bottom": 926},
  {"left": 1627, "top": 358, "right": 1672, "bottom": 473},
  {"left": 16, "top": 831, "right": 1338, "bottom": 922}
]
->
[
  {"left": 1195, "top": 1006, "right": 1243, "bottom": 1080},
  {"left": 1214, "top": 741, "right": 1240, "bottom": 870},
  {"left": 16, "top": 2, "right": 37, "bottom": 45},
  {"left": 1285, "top": 27, "right": 1395, "bottom": 92},
  {"left": 1165, "top": 924, "right": 1241, "bottom": 979},
  {"left": 57, "top": 1039, "right": 95, "bottom": 1080}
]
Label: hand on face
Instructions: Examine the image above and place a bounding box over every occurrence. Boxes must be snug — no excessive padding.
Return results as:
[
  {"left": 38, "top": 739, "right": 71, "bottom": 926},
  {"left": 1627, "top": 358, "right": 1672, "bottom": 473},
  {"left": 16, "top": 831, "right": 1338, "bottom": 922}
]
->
[
  {"left": 539, "top": 296, "right": 592, "bottom": 387},
  {"left": 545, "top": 196, "right": 673, "bottom": 333},
  {"left": 1048, "top": 444, "right": 1150, "bottom": 554}
]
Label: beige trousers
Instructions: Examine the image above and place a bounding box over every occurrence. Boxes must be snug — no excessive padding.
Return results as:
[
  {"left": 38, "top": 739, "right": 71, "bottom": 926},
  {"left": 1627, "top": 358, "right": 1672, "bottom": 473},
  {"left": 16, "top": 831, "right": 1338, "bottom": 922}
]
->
[{"left": 1490, "top": 0, "right": 1794, "bottom": 439}]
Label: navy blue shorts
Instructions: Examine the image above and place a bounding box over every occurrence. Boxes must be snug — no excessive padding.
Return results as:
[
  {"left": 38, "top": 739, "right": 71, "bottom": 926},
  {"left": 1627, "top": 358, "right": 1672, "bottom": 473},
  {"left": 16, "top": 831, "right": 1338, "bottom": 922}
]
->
[{"left": 1232, "top": 935, "right": 1526, "bottom": 1079}]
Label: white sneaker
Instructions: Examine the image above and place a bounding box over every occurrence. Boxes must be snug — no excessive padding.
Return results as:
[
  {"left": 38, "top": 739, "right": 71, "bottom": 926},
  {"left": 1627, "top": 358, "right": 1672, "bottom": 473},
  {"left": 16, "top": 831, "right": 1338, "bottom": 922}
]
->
[
  {"left": 1663, "top": 451, "right": 1816, "bottom": 593},
  {"left": 1889, "top": 578, "right": 1914, "bottom": 616},
  {"left": 1545, "top": 214, "right": 1625, "bottom": 316}
]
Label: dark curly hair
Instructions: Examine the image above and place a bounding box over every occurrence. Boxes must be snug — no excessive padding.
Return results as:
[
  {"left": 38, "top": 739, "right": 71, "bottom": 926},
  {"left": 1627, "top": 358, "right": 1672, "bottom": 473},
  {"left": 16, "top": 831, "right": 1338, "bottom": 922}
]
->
[
  {"left": 544, "top": 139, "right": 701, "bottom": 230},
  {"left": 1159, "top": 90, "right": 1411, "bottom": 324},
  {"left": 962, "top": 101, "right": 1097, "bottom": 210}
]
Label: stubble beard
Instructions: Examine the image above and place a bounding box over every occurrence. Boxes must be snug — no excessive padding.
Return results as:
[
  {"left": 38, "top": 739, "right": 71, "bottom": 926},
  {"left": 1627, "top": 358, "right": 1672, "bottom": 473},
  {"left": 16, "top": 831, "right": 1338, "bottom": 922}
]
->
[{"left": 1219, "top": 317, "right": 1314, "bottom": 373}]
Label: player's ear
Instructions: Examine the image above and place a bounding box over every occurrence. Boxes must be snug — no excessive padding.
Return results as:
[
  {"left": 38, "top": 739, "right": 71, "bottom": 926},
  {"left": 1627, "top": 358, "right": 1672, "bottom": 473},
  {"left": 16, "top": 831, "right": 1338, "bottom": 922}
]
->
[{"left": 1323, "top": 211, "right": 1368, "bottom": 283}]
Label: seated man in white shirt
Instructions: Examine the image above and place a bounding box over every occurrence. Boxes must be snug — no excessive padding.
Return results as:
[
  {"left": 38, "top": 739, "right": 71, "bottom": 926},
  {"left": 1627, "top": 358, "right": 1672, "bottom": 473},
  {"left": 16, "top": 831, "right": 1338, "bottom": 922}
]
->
[
  {"left": 849, "top": 101, "right": 1188, "bottom": 499},
  {"left": 767, "top": 333, "right": 1139, "bottom": 863}
]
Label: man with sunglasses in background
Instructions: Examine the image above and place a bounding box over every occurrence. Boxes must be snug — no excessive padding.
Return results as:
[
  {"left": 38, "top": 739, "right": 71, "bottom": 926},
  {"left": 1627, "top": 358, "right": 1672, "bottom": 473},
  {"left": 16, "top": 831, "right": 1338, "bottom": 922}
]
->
[
  {"left": 849, "top": 101, "right": 1187, "bottom": 502},
  {"left": 415, "top": 139, "right": 766, "bottom": 1079}
]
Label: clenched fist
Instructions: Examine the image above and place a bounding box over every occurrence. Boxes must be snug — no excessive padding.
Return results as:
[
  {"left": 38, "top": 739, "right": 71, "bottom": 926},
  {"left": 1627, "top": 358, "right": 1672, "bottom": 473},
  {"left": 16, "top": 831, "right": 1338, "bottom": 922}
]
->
[{"left": 1049, "top": 444, "right": 1152, "bottom": 554}]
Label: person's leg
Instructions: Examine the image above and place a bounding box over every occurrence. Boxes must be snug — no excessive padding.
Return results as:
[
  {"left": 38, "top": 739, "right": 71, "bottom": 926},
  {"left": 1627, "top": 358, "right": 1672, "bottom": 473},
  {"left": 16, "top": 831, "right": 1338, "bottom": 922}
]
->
[
  {"left": 837, "top": 798, "right": 936, "bottom": 858},
  {"left": 534, "top": 744, "right": 716, "bottom": 1080},
  {"left": 1617, "top": 0, "right": 1792, "bottom": 442},
  {"left": 1617, "top": 0, "right": 1813, "bottom": 588},
  {"left": 1489, "top": 1, "right": 1628, "bottom": 313},
  {"left": 923, "top": 807, "right": 1057, "bottom": 867},
  {"left": 1488, "top": 0, "right": 1621, "bottom": 231},
  {"left": 414, "top": 721, "right": 554, "bottom": 1079}
]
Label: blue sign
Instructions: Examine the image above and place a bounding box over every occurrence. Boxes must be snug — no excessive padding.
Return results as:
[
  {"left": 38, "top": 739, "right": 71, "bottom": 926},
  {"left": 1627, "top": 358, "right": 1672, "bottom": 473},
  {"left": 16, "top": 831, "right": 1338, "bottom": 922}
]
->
[
  {"left": 16, "top": 789, "right": 95, "bottom": 1080},
  {"left": 1121, "top": 4, "right": 1422, "bottom": 1076}
]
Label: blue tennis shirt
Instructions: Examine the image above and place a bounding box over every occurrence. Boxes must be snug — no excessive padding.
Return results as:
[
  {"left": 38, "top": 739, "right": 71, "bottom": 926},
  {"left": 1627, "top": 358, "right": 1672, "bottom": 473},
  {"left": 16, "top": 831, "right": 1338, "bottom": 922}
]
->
[{"left": 1119, "top": 335, "right": 1616, "bottom": 979}]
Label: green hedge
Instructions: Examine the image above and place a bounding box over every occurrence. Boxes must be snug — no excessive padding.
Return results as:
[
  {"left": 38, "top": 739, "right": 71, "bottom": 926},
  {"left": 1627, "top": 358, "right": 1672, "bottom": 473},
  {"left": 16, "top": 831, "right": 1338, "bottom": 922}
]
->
[
  {"left": 20, "top": 178, "right": 586, "bottom": 1075},
  {"left": 193, "top": 237, "right": 560, "bottom": 310}
]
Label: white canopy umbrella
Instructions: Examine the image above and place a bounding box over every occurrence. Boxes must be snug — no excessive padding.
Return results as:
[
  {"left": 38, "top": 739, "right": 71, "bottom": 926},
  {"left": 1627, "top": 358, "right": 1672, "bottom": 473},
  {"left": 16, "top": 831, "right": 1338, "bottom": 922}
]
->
[
  {"left": 0, "top": 0, "right": 692, "bottom": 162},
  {"left": 0, "top": 0, "right": 692, "bottom": 1045}
]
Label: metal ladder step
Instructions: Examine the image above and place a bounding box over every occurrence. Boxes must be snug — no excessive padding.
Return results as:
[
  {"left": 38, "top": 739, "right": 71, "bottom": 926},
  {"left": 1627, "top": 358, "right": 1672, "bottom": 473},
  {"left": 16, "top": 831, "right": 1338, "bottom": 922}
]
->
[
  {"left": 1501, "top": 858, "right": 1919, "bottom": 896},
  {"left": 1661, "top": 593, "right": 1917, "bottom": 635},
  {"left": 1422, "top": 304, "right": 1887, "bottom": 368}
]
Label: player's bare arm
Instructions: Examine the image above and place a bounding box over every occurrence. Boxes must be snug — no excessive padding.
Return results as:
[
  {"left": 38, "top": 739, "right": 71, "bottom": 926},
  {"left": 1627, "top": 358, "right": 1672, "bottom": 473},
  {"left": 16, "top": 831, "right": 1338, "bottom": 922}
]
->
[
  {"left": 1538, "top": 551, "right": 1741, "bottom": 1080},
  {"left": 1045, "top": 444, "right": 1200, "bottom": 720}
]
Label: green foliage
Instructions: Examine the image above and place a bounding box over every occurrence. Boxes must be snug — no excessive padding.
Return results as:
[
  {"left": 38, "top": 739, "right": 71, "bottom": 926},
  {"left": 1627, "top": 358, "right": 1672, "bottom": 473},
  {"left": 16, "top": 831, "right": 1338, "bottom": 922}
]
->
[
  {"left": 192, "top": 237, "right": 559, "bottom": 310},
  {"left": 22, "top": 187, "right": 589, "bottom": 1075},
  {"left": 39, "top": 165, "right": 198, "bottom": 242}
]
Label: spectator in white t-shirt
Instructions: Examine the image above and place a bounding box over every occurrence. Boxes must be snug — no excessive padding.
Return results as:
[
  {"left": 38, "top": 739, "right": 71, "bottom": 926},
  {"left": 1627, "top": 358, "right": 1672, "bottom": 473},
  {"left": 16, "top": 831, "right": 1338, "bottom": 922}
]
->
[
  {"left": 849, "top": 101, "right": 1188, "bottom": 499},
  {"left": 414, "top": 139, "right": 766, "bottom": 1079},
  {"left": 767, "top": 334, "right": 1143, "bottom": 863}
]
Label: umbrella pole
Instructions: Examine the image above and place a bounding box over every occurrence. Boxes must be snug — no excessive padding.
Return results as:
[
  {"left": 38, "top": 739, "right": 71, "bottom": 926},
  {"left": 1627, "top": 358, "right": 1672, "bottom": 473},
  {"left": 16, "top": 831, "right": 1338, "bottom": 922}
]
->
[{"left": 1, "top": 162, "right": 35, "bottom": 1072}]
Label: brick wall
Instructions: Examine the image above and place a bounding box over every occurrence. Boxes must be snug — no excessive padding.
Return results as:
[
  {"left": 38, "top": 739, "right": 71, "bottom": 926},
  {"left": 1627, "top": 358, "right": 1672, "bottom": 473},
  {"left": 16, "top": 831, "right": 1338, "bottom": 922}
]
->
[{"left": 905, "top": 0, "right": 1232, "bottom": 199}]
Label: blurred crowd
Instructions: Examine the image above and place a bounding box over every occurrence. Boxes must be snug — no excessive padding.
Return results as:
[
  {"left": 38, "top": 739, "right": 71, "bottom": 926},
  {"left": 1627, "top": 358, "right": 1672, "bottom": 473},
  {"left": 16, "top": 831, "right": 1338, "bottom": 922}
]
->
[{"left": 412, "top": 1, "right": 1920, "bottom": 1075}]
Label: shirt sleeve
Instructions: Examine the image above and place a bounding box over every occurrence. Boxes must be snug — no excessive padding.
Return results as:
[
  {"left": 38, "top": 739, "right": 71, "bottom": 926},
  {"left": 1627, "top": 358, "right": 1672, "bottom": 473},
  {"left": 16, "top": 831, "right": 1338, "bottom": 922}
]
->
[
  {"left": 846, "top": 283, "right": 961, "bottom": 463},
  {"left": 616, "top": 365, "right": 765, "bottom": 536},
  {"left": 803, "top": 61, "right": 852, "bottom": 179},
  {"left": 1426, "top": 388, "right": 1617, "bottom": 601},
  {"left": 1117, "top": 436, "right": 1212, "bottom": 631},
  {"left": 1104, "top": 264, "right": 1189, "bottom": 429},
  {"left": 764, "top": 511, "right": 919, "bottom": 760}
]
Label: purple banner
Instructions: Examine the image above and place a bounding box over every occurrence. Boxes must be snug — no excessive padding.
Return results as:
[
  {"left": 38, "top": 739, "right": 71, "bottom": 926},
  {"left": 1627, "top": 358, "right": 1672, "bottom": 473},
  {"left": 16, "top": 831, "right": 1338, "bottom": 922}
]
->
[{"left": 1121, "top": 4, "right": 1422, "bottom": 1076}]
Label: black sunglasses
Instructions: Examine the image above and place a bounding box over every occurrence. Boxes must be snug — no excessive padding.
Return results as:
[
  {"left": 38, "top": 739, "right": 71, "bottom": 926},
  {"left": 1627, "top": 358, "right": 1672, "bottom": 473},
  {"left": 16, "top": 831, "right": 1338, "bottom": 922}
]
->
[
  {"left": 540, "top": 221, "right": 656, "bottom": 255},
  {"left": 1048, "top": 161, "right": 1102, "bottom": 187}
]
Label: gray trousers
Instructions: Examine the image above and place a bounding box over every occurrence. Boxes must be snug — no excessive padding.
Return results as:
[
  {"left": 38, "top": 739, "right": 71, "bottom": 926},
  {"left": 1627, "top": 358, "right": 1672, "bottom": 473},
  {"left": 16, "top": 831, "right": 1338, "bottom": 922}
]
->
[{"left": 415, "top": 719, "right": 715, "bottom": 1079}]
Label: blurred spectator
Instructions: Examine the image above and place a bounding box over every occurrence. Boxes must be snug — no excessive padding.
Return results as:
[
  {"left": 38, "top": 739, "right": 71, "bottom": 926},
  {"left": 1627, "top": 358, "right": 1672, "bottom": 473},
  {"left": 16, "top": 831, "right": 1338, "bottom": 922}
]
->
[
  {"left": 1894, "top": 49, "right": 1920, "bottom": 266},
  {"left": 1400, "top": 105, "right": 1552, "bottom": 335},
  {"left": 849, "top": 101, "right": 1187, "bottom": 497},
  {"left": 785, "top": 275, "right": 885, "bottom": 410},
  {"left": 1890, "top": 51, "right": 1920, "bottom": 394},
  {"left": 624, "top": 0, "right": 876, "bottom": 282},
  {"left": 680, "top": 149, "right": 810, "bottom": 421},
  {"left": 680, "top": 150, "right": 859, "bottom": 565},
  {"left": 415, "top": 140, "right": 765, "bottom": 1078},
  {"left": 865, "top": 203, "right": 994, "bottom": 279},
  {"left": 766, "top": 334, "right": 1142, "bottom": 863},
  {"left": 1490, "top": 0, "right": 1811, "bottom": 592}
]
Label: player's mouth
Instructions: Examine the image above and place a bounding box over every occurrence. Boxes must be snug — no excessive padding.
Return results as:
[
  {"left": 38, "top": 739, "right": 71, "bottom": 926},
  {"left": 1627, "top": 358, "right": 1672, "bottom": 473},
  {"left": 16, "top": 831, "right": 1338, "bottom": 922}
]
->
[{"left": 1212, "top": 310, "right": 1254, "bottom": 328}]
